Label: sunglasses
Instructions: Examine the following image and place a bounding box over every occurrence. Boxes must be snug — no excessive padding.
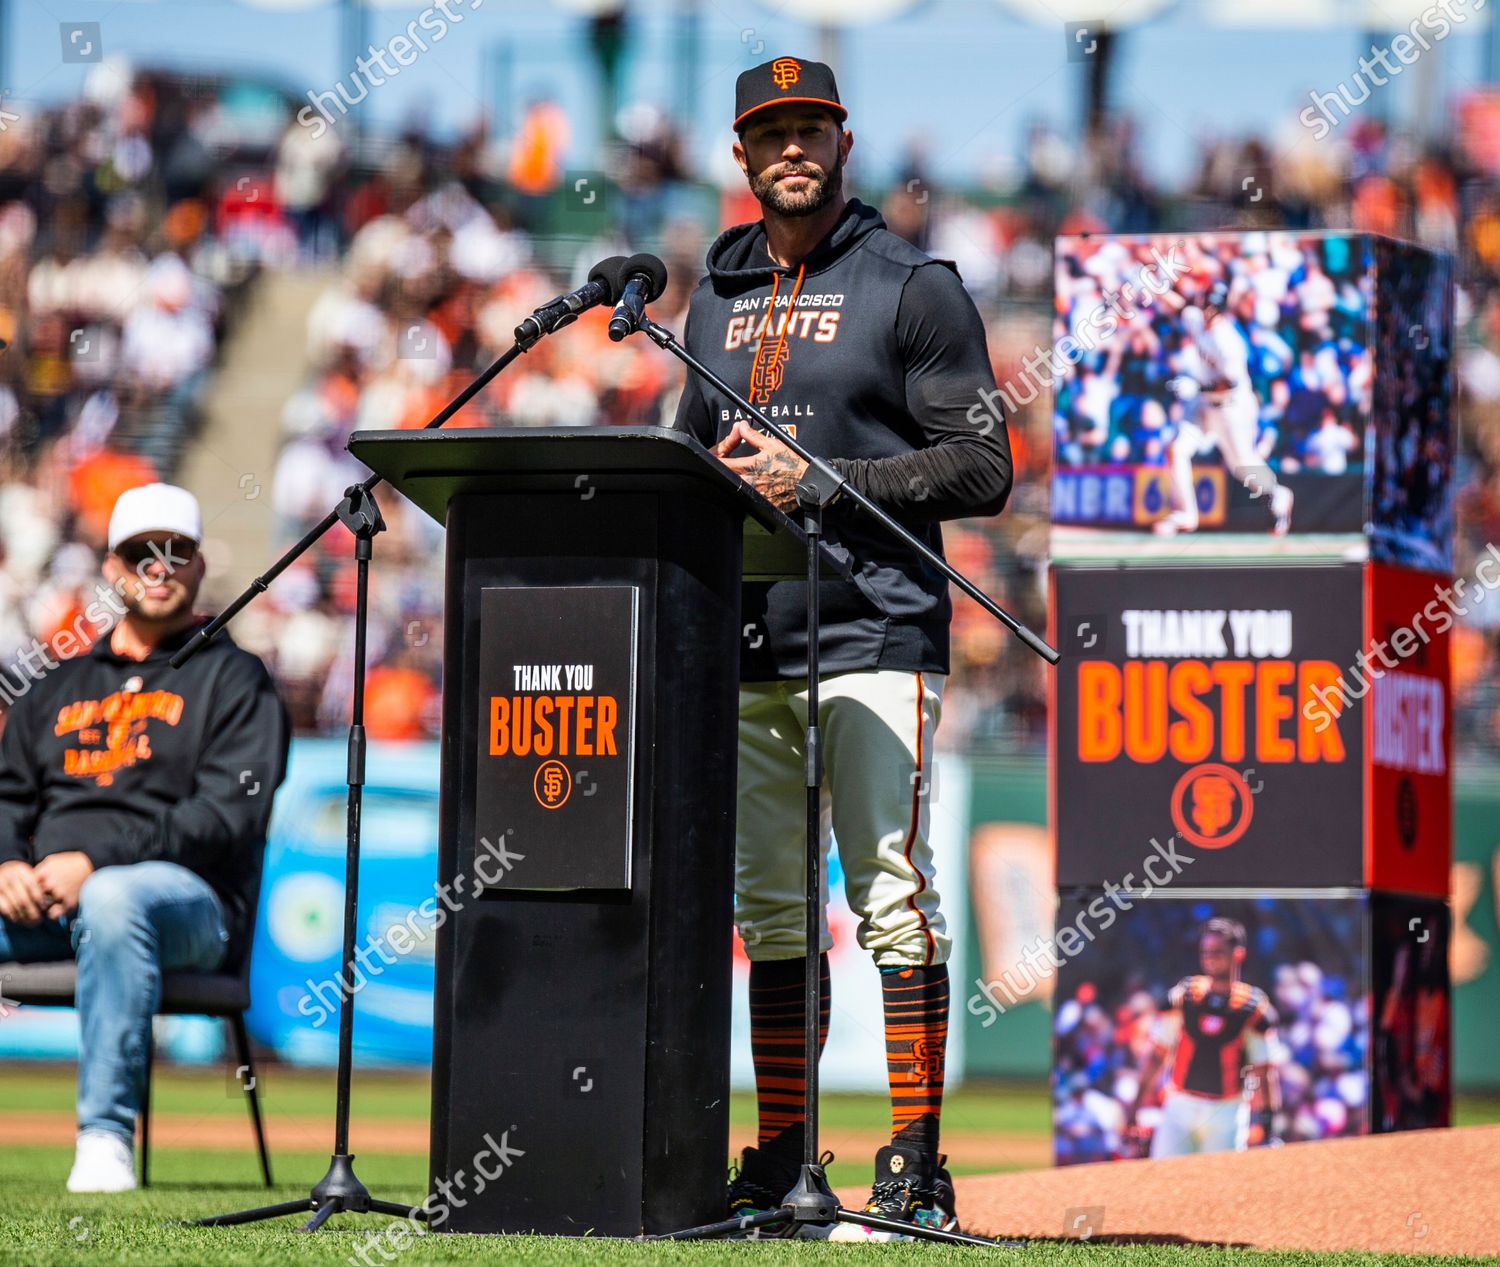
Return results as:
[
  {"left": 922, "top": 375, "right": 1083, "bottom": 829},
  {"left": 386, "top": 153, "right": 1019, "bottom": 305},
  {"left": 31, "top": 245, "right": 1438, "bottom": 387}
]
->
[{"left": 114, "top": 537, "right": 199, "bottom": 569}]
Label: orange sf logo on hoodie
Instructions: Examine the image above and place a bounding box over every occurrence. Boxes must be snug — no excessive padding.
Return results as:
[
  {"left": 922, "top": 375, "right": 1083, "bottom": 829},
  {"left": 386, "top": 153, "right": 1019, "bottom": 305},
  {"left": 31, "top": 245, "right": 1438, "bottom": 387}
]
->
[{"left": 54, "top": 688, "right": 186, "bottom": 787}]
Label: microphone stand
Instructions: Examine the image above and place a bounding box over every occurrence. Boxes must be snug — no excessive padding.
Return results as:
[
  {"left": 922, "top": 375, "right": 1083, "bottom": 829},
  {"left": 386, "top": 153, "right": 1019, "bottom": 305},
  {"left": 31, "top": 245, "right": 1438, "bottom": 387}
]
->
[
  {"left": 177, "top": 310, "right": 572, "bottom": 1232},
  {"left": 626, "top": 309, "right": 1049, "bottom": 1248}
]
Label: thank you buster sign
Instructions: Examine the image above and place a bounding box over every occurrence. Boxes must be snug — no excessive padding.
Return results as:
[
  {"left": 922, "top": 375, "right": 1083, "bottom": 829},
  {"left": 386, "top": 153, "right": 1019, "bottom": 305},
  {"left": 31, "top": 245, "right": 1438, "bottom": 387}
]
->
[
  {"left": 476, "top": 586, "right": 638, "bottom": 890},
  {"left": 1054, "top": 565, "right": 1365, "bottom": 887}
]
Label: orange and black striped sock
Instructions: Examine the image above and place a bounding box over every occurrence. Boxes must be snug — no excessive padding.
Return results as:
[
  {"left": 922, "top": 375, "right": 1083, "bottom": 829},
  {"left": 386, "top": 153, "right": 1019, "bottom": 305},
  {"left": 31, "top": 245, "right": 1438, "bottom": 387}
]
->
[
  {"left": 749, "top": 953, "right": 831, "bottom": 1152},
  {"left": 881, "top": 962, "right": 949, "bottom": 1157}
]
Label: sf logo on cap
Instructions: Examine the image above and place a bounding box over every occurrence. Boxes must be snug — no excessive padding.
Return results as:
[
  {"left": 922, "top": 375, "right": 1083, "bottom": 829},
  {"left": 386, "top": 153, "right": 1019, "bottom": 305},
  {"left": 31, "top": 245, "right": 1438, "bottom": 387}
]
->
[{"left": 772, "top": 57, "right": 801, "bottom": 89}]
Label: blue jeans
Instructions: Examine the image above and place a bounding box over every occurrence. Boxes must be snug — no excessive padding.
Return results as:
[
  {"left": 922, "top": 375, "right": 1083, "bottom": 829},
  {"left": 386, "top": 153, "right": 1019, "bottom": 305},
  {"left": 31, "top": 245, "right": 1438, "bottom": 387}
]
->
[{"left": 0, "top": 861, "right": 229, "bottom": 1142}]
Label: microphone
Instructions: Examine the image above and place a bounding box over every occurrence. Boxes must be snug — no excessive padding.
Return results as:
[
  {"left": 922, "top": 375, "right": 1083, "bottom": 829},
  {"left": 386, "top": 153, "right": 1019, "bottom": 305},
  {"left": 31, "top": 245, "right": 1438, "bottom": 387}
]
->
[
  {"left": 607, "top": 253, "right": 669, "bottom": 343},
  {"left": 514, "top": 256, "right": 628, "bottom": 347}
]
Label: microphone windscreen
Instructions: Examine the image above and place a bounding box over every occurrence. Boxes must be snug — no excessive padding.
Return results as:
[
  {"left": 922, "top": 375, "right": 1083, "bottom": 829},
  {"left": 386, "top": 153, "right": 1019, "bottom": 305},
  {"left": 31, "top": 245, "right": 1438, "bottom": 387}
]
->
[
  {"left": 588, "top": 255, "right": 631, "bottom": 302},
  {"left": 623, "top": 252, "right": 669, "bottom": 301}
]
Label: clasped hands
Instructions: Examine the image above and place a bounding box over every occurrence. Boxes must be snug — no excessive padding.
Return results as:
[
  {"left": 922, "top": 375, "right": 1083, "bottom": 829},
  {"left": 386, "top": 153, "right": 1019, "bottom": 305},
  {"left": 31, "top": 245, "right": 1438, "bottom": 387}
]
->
[
  {"left": 0, "top": 853, "right": 94, "bottom": 924},
  {"left": 712, "top": 420, "right": 810, "bottom": 514}
]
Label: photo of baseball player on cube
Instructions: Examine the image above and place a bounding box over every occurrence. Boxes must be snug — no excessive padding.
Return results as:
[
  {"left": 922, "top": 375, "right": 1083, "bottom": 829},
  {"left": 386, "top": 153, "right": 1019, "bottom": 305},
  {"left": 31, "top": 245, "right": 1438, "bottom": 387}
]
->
[
  {"left": 1053, "top": 897, "right": 1369, "bottom": 1164},
  {"left": 1051, "top": 230, "right": 1450, "bottom": 558}
]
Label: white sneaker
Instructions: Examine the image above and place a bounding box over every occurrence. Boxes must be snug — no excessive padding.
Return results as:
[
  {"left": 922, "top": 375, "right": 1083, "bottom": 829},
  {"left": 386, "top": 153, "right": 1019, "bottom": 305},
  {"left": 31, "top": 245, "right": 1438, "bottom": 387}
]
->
[
  {"left": 66, "top": 1129, "right": 137, "bottom": 1193},
  {"left": 826, "top": 1221, "right": 904, "bottom": 1242}
]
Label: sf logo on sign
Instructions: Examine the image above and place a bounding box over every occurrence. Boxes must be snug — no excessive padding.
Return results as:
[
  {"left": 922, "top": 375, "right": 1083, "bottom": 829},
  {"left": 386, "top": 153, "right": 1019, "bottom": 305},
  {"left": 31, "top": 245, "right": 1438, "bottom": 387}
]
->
[
  {"left": 1171, "top": 763, "right": 1253, "bottom": 849},
  {"left": 534, "top": 759, "right": 571, "bottom": 809}
]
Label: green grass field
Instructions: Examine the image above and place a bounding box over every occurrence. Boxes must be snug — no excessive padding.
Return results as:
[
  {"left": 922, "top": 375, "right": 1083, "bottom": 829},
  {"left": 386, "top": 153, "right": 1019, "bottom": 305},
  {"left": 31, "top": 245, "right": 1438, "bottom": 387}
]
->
[{"left": 2, "top": 1066, "right": 1496, "bottom": 1267}]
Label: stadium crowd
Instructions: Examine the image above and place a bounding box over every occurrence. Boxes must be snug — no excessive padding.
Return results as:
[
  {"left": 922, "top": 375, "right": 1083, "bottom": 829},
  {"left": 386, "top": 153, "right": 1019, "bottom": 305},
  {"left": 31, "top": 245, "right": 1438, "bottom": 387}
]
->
[
  {"left": 0, "top": 66, "right": 1499, "bottom": 751},
  {"left": 0, "top": 68, "right": 267, "bottom": 692}
]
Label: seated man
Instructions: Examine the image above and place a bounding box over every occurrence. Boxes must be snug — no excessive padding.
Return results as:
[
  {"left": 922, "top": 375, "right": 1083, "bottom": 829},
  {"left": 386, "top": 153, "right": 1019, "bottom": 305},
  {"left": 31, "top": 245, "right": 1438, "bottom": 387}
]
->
[{"left": 0, "top": 482, "right": 289, "bottom": 1193}]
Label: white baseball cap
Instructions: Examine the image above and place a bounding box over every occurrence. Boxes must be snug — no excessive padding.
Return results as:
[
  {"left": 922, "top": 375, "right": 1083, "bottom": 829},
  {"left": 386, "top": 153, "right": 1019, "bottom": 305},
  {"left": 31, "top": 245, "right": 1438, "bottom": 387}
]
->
[{"left": 107, "top": 483, "right": 203, "bottom": 552}]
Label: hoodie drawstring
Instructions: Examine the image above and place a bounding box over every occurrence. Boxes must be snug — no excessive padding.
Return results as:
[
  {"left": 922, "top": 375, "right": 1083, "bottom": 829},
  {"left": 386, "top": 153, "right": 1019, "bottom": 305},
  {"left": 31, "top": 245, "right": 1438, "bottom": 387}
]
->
[{"left": 748, "top": 262, "right": 806, "bottom": 404}]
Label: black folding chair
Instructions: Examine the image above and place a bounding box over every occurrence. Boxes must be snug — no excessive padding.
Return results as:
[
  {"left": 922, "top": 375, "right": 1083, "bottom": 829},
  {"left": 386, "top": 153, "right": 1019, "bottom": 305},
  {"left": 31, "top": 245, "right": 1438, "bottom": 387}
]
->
[{"left": 0, "top": 912, "right": 273, "bottom": 1188}]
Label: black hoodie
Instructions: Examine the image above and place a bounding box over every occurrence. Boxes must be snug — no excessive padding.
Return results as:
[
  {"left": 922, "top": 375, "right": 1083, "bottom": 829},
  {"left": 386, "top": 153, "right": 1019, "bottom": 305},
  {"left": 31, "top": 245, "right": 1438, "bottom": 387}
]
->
[
  {"left": 674, "top": 198, "right": 1013, "bottom": 680},
  {"left": 0, "top": 620, "right": 290, "bottom": 959}
]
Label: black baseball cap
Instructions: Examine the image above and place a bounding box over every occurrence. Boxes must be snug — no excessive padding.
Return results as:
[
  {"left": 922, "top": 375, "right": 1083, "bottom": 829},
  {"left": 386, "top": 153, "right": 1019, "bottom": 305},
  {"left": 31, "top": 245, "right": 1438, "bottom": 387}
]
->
[{"left": 734, "top": 56, "right": 846, "bottom": 132}]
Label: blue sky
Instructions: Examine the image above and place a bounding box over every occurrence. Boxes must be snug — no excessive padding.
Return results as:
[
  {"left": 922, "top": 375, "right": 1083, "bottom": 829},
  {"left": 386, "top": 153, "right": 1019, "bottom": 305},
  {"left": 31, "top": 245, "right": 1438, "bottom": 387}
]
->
[{"left": 2, "top": 0, "right": 1493, "bottom": 186}]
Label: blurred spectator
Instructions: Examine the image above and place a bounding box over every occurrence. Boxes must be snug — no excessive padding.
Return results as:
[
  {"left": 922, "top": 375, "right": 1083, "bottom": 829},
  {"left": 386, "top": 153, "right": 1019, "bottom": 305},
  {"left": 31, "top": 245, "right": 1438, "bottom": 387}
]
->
[
  {"left": 276, "top": 115, "right": 344, "bottom": 261},
  {"left": 0, "top": 65, "right": 265, "bottom": 744}
]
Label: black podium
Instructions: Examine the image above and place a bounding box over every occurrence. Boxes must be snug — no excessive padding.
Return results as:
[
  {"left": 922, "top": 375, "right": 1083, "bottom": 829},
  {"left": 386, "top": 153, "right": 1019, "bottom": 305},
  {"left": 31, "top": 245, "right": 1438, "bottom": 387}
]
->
[{"left": 349, "top": 426, "right": 819, "bottom": 1236}]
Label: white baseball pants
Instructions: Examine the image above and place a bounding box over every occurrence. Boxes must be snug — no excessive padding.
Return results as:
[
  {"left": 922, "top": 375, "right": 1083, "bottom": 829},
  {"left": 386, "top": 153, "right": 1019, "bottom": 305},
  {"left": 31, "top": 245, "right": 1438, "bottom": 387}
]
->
[
  {"left": 1150, "top": 1090, "right": 1250, "bottom": 1157},
  {"left": 732, "top": 669, "right": 949, "bottom": 969}
]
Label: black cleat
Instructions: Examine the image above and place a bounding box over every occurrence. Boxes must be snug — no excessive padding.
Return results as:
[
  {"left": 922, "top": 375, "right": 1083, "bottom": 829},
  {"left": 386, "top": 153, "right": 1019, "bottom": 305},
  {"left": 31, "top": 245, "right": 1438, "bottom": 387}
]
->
[
  {"left": 828, "top": 1143, "right": 959, "bottom": 1241},
  {"left": 724, "top": 1143, "right": 800, "bottom": 1236}
]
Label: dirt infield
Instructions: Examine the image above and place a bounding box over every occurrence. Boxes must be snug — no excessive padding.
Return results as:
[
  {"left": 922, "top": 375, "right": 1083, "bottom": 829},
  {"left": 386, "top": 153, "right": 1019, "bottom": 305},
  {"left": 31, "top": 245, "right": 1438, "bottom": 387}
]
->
[
  {"left": 954, "top": 1124, "right": 1500, "bottom": 1257},
  {"left": 0, "top": 1110, "right": 1048, "bottom": 1172},
  {"left": 0, "top": 1109, "right": 434, "bottom": 1154}
]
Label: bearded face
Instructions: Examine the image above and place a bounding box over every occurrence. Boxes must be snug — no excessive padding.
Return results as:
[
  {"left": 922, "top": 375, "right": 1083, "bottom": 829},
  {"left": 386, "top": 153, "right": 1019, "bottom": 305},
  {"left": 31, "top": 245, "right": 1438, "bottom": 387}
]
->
[{"left": 736, "top": 107, "right": 849, "bottom": 219}]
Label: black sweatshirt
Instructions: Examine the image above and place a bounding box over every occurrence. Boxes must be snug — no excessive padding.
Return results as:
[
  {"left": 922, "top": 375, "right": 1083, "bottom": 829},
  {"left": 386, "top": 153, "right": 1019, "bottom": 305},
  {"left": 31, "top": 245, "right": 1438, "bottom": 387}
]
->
[
  {"left": 0, "top": 620, "right": 290, "bottom": 958},
  {"left": 674, "top": 198, "right": 1013, "bottom": 679}
]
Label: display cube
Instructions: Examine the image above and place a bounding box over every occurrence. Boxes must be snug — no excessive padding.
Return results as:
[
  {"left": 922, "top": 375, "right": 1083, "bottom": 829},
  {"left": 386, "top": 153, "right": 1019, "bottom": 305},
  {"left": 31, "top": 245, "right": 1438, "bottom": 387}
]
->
[
  {"left": 1052, "top": 560, "right": 1452, "bottom": 896},
  {"left": 1050, "top": 231, "right": 1453, "bottom": 571}
]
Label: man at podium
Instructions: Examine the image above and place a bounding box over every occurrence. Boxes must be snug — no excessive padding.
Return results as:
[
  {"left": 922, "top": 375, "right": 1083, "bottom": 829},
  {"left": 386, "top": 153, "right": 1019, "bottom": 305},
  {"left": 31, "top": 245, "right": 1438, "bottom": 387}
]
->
[{"left": 673, "top": 56, "right": 1014, "bottom": 1238}]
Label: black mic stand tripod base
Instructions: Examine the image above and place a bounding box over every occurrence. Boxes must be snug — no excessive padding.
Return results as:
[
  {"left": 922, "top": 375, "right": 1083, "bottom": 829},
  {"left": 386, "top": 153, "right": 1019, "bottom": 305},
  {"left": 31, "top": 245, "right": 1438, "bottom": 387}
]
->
[
  {"left": 174, "top": 266, "right": 634, "bottom": 1231},
  {"left": 648, "top": 476, "right": 1021, "bottom": 1249},
  {"left": 174, "top": 321, "right": 562, "bottom": 1230},
  {"left": 188, "top": 486, "right": 427, "bottom": 1232}
]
